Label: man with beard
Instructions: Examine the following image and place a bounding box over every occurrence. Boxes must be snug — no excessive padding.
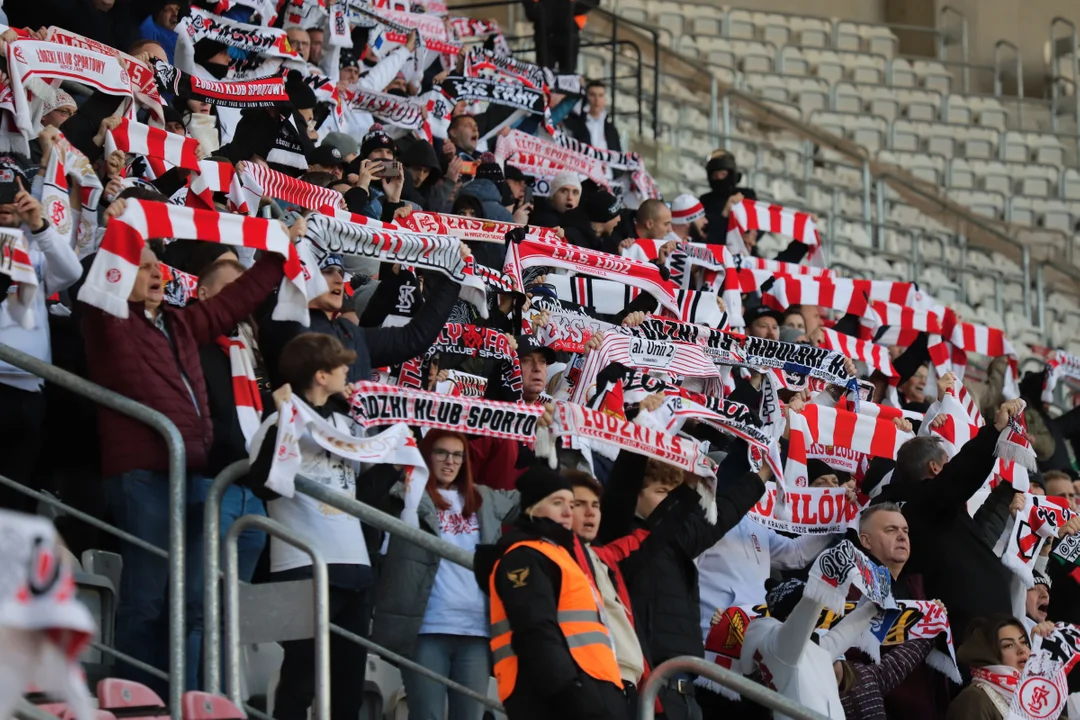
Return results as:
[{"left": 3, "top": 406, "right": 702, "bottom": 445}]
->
[{"left": 669, "top": 194, "right": 707, "bottom": 243}]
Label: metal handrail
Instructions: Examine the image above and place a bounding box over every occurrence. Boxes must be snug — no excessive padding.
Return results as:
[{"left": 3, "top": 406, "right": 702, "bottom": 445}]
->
[
  {"left": 939, "top": 5, "right": 970, "bottom": 92},
  {"left": 993, "top": 39, "right": 1025, "bottom": 127},
  {"left": 0, "top": 343, "right": 187, "bottom": 719},
  {"left": 637, "top": 656, "right": 832, "bottom": 720},
  {"left": 223, "top": 515, "right": 330, "bottom": 720}
]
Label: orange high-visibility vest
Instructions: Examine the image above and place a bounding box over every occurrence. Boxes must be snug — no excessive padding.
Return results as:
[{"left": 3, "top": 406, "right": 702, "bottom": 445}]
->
[{"left": 489, "top": 539, "right": 623, "bottom": 701}]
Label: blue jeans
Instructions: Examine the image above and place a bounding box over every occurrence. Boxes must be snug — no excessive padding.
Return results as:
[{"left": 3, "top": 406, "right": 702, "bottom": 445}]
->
[
  {"left": 187, "top": 475, "right": 267, "bottom": 691},
  {"left": 105, "top": 470, "right": 266, "bottom": 695},
  {"left": 400, "top": 634, "right": 491, "bottom": 720}
]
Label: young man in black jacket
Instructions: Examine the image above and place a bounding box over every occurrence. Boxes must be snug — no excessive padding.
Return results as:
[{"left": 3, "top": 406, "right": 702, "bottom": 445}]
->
[
  {"left": 260, "top": 248, "right": 466, "bottom": 388},
  {"left": 873, "top": 397, "right": 1026, "bottom": 642},
  {"left": 597, "top": 444, "right": 767, "bottom": 720},
  {"left": 563, "top": 81, "right": 621, "bottom": 153}
]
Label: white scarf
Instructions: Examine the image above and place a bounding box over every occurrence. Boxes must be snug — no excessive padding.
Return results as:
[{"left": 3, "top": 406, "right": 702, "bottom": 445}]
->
[
  {"left": 1005, "top": 624, "right": 1080, "bottom": 720},
  {"left": 40, "top": 134, "right": 102, "bottom": 258},
  {"left": 0, "top": 228, "right": 39, "bottom": 329}
]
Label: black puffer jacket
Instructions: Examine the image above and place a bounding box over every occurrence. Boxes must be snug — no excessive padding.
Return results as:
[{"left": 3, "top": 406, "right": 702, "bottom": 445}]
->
[{"left": 597, "top": 449, "right": 766, "bottom": 665}]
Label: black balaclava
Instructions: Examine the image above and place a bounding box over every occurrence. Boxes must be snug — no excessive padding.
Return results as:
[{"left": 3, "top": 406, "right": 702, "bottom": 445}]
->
[{"left": 705, "top": 150, "right": 741, "bottom": 194}]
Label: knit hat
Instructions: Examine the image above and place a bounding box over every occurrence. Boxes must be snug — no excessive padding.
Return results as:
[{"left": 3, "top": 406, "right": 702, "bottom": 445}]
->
[
  {"left": 475, "top": 152, "right": 503, "bottom": 183},
  {"left": 400, "top": 140, "right": 442, "bottom": 173},
  {"left": 516, "top": 465, "right": 574, "bottom": 512},
  {"left": 451, "top": 193, "right": 483, "bottom": 217},
  {"left": 339, "top": 49, "right": 360, "bottom": 70},
  {"left": 319, "top": 253, "right": 345, "bottom": 271},
  {"left": 764, "top": 578, "right": 804, "bottom": 622},
  {"left": 779, "top": 326, "right": 807, "bottom": 345},
  {"left": 1033, "top": 570, "right": 1052, "bottom": 590},
  {"left": 321, "top": 131, "right": 359, "bottom": 160},
  {"left": 41, "top": 89, "right": 76, "bottom": 117},
  {"left": 284, "top": 70, "right": 317, "bottom": 110},
  {"left": 582, "top": 190, "right": 622, "bottom": 224},
  {"left": 550, "top": 170, "right": 581, "bottom": 195},
  {"left": 360, "top": 123, "right": 396, "bottom": 159},
  {"left": 705, "top": 149, "right": 738, "bottom": 175},
  {"left": 671, "top": 193, "right": 705, "bottom": 225}
]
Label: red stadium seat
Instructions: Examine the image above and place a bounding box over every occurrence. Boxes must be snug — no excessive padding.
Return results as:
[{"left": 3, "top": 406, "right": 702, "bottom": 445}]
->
[
  {"left": 96, "top": 679, "right": 167, "bottom": 719},
  {"left": 181, "top": 692, "right": 246, "bottom": 720}
]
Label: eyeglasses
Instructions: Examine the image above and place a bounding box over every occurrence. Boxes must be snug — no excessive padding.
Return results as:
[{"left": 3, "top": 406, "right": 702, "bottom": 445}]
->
[{"left": 432, "top": 449, "right": 465, "bottom": 464}]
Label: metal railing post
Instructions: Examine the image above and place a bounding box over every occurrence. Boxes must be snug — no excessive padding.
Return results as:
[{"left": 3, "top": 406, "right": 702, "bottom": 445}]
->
[
  {"left": 1022, "top": 246, "right": 1032, "bottom": 320},
  {"left": 223, "top": 515, "right": 330, "bottom": 720},
  {"left": 608, "top": 12, "right": 617, "bottom": 114},
  {"left": 203, "top": 460, "right": 251, "bottom": 695},
  {"left": 637, "top": 656, "right": 831, "bottom": 720},
  {"left": 1049, "top": 18, "right": 1079, "bottom": 147},
  {"left": 875, "top": 177, "right": 886, "bottom": 250},
  {"left": 993, "top": 40, "right": 1024, "bottom": 127},
  {"left": 709, "top": 75, "right": 719, "bottom": 141},
  {"left": 0, "top": 344, "right": 186, "bottom": 719},
  {"left": 862, "top": 158, "right": 872, "bottom": 242},
  {"left": 721, "top": 93, "right": 731, "bottom": 151},
  {"left": 1037, "top": 264, "right": 1048, "bottom": 340},
  {"left": 940, "top": 6, "right": 970, "bottom": 93}
]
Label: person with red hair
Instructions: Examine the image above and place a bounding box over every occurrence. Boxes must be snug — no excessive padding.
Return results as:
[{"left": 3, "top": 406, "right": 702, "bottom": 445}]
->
[{"left": 373, "top": 429, "right": 520, "bottom": 720}]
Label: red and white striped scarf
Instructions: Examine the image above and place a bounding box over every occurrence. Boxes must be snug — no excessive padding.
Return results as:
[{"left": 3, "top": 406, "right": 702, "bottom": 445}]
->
[
  {"left": 399, "top": 210, "right": 561, "bottom": 244},
  {"left": 1044, "top": 350, "right": 1080, "bottom": 404},
  {"left": 494, "top": 129, "right": 608, "bottom": 188},
  {"left": 726, "top": 199, "right": 822, "bottom": 264},
  {"left": 186, "top": 160, "right": 249, "bottom": 214},
  {"left": 78, "top": 199, "right": 314, "bottom": 323},
  {"left": 105, "top": 118, "right": 201, "bottom": 173},
  {"left": 628, "top": 240, "right": 744, "bottom": 326},
  {"left": 764, "top": 276, "right": 917, "bottom": 317},
  {"left": 39, "top": 134, "right": 103, "bottom": 258},
  {"left": 217, "top": 324, "right": 262, "bottom": 445},
  {"left": 505, "top": 238, "right": 681, "bottom": 316},
  {"left": 0, "top": 229, "right": 39, "bottom": 329},
  {"left": 818, "top": 327, "right": 896, "bottom": 377},
  {"left": 238, "top": 161, "right": 350, "bottom": 217},
  {"left": 995, "top": 399, "right": 1037, "bottom": 472}
]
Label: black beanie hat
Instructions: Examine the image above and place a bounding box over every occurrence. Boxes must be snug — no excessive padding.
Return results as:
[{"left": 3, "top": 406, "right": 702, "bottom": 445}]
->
[
  {"left": 516, "top": 465, "right": 574, "bottom": 512},
  {"left": 339, "top": 49, "right": 360, "bottom": 70},
  {"left": 284, "top": 70, "right": 317, "bottom": 110},
  {"left": 475, "top": 152, "right": 503, "bottom": 183},
  {"left": 582, "top": 190, "right": 622, "bottom": 224},
  {"left": 192, "top": 39, "right": 228, "bottom": 68},
  {"left": 764, "top": 578, "right": 805, "bottom": 622},
  {"left": 360, "top": 123, "right": 396, "bottom": 159}
]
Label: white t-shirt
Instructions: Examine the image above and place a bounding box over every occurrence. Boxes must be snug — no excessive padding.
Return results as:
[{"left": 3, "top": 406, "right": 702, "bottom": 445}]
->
[
  {"left": 268, "top": 411, "right": 370, "bottom": 572},
  {"left": 585, "top": 111, "right": 608, "bottom": 150},
  {"left": 418, "top": 489, "right": 488, "bottom": 637}
]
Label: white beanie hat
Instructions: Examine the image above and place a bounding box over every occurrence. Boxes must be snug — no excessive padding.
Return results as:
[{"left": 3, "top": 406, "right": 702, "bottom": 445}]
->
[
  {"left": 41, "top": 89, "right": 77, "bottom": 117},
  {"left": 671, "top": 193, "right": 705, "bottom": 225},
  {"left": 550, "top": 170, "right": 582, "bottom": 195}
]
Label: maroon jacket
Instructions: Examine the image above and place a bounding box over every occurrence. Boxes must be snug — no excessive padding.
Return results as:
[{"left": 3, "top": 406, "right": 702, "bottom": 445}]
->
[{"left": 82, "top": 255, "right": 284, "bottom": 479}]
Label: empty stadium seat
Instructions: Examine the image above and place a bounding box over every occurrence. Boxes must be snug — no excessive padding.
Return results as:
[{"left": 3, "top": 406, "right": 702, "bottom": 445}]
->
[
  {"left": 97, "top": 680, "right": 167, "bottom": 720},
  {"left": 181, "top": 692, "right": 245, "bottom": 720}
]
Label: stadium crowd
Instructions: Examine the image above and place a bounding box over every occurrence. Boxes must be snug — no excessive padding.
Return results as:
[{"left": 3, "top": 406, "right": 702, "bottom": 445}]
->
[{"left": 4, "top": 2, "right": 1080, "bottom": 720}]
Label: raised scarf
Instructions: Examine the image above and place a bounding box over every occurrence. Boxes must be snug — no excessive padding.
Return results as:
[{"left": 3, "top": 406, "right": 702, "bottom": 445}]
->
[
  {"left": 1004, "top": 624, "right": 1080, "bottom": 720},
  {"left": 105, "top": 118, "right": 201, "bottom": 173},
  {"left": 527, "top": 295, "right": 612, "bottom": 353},
  {"left": 0, "top": 510, "right": 96, "bottom": 720},
  {"left": 6, "top": 39, "right": 133, "bottom": 139},
  {"left": 818, "top": 327, "right": 896, "bottom": 378},
  {"left": 748, "top": 482, "right": 866, "bottom": 535},
  {"left": 994, "top": 493, "right": 1074, "bottom": 586},
  {"left": 763, "top": 275, "right": 917, "bottom": 317},
  {"left": 863, "top": 599, "right": 962, "bottom": 683},
  {"left": 238, "top": 161, "right": 347, "bottom": 216},
  {"left": 1043, "top": 350, "right": 1080, "bottom": 404},
  {"left": 449, "top": 18, "right": 509, "bottom": 56},
  {"left": 726, "top": 198, "right": 822, "bottom": 263},
  {"left": 45, "top": 26, "right": 164, "bottom": 125},
  {"left": 440, "top": 76, "right": 552, "bottom": 120},
  {"left": 348, "top": 3, "right": 460, "bottom": 54},
  {"left": 152, "top": 59, "right": 291, "bottom": 109},
  {"left": 302, "top": 213, "right": 488, "bottom": 316},
  {"left": 626, "top": 238, "right": 743, "bottom": 323},
  {"left": 160, "top": 262, "right": 198, "bottom": 307},
  {"left": 216, "top": 324, "right": 262, "bottom": 446},
  {"left": 347, "top": 382, "right": 543, "bottom": 441},
  {"left": 435, "top": 370, "right": 488, "bottom": 397},
  {"left": 211, "top": 0, "right": 280, "bottom": 23},
  {"left": 465, "top": 46, "right": 545, "bottom": 89},
  {"left": 186, "top": 160, "right": 249, "bottom": 215},
  {"left": 398, "top": 323, "right": 521, "bottom": 396},
  {"left": 505, "top": 238, "right": 681, "bottom": 315},
  {"left": 179, "top": 8, "right": 299, "bottom": 59},
  {"left": 250, "top": 394, "right": 429, "bottom": 524},
  {"left": 398, "top": 210, "right": 561, "bottom": 245},
  {"left": 40, "top": 134, "right": 103, "bottom": 258},
  {"left": 340, "top": 85, "right": 428, "bottom": 134},
  {"left": 78, "top": 199, "right": 315, "bottom": 323},
  {"left": 495, "top": 129, "right": 608, "bottom": 188},
  {"left": 804, "top": 539, "right": 893, "bottom": 613},
  {"left": 0, "top": 229, "right": 39, "bottom": 329},
  {"left": 994, "top": 400, "right": 1038, "bottom": 473}
]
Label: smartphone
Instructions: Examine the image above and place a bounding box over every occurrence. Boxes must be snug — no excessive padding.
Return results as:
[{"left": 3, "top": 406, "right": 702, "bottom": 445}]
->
[
  {"left": 523, "top": 185, "right": 534, "bottom": 206},
  {"left": 458, "top": 160, "right": 477, "bottom": 177},
  {"left": 376, "top": 161, "right": 402, "bottom": 179},
  {"left": 0, "top": 182, "right": 17, "bottom": 205}
]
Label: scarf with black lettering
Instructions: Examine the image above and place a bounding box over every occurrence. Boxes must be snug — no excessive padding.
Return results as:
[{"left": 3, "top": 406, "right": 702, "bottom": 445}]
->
[
  {"left": 303, "top": 213, "right": 488, "bottom": 316},
  {"left": 495, "top": 129, "right": 608, "bottom": 188},
  {"left": 340, "top": 85, "right": 428, "bottom": 135},
  {"left": 179, "top": 8, "right": 299, "bottom": 59},
  {"left": 863, "top": 599, "right": 962, "bottom": 683},
  {"left": 805, "top": 540, "right": 893, "bottom": 614},
  {"left": 435, "top": 370, "right": 488, "bottom": 397},
  {"left": 393, "top": 323, "right": 522, "bottom": 397},
  {"left": 39, "top": 133, "right": 102, "bottom": 259},
  {"left": 542, "top": 274, "right": 725, "bottom": 327},
  {"left": 449, "top": 17, "right": 511, "bottom": 56},
  {"left": 1051, "top": 533, "right": 1080, "bottom": 584},
  {"left": 993, "top": 494, "right": 1075, "bottom": 586},
  {"left": 527, "top": 295, "right": 612, "bottom": 353},
  {"left": 153, "top": 59, "right": 291, "bottom": 109},
  {"left": 748, "top": 483, "right": 866, "bottom": 535},
  {"left": 465, "top": 47, "right": 545, "bottom": 89},
  {"left": 1004, "top": 623, "right": 1080, "bottom": 720},
  {"left": 738, "top": 334, "right": 859, "bottom": 397},
  {"left": 626, "top": 238, "right": 742, "bottom": 320},
  {"left": 348, "top": 382, "right": 542, "bottom": 441},
  {"left": 347, "top": 2, "right": 461, "bottom": 54}
]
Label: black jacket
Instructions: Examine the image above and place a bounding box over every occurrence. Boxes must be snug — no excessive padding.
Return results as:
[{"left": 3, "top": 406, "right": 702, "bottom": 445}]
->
[
  {"left": 873, "top": 423, "right": 1010, "bottom": 638},
  {"left": 474, "top": 516, "right": 629, "bottom": 720},
  {"left": 198, "top": 330, "right": 272, "bottom": 477},
  {"left": 597, "top": 449, "right": 766, "bottom": 665},
  {"left": 259, "top": 272, "right": 458, "bottom": 387},
  {"left": 563, "top": 112, "right": 621, "bottom": 154}
]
